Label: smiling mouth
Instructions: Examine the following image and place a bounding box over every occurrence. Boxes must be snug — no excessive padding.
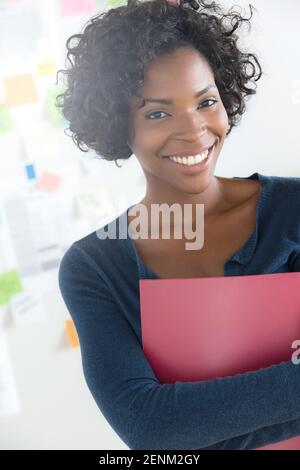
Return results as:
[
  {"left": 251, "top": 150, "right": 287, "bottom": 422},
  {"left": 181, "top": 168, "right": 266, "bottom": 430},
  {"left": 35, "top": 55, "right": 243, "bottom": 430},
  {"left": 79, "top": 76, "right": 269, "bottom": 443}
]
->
[
  {"left": 163, "top": 143, "right": 216, "bottom": 175},
  {"left": 163, "top": 140, "right": 217, "bottom": 158},
  {"left": 165, "top": 143, "right": 216, "bottom": 166}
]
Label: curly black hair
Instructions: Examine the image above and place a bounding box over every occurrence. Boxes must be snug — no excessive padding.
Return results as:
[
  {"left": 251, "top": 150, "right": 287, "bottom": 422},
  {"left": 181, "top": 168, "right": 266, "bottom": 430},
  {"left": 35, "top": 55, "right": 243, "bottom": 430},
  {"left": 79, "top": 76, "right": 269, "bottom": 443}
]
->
[{"left": 56, "top": 0, "right": 262, "bottom": 164}]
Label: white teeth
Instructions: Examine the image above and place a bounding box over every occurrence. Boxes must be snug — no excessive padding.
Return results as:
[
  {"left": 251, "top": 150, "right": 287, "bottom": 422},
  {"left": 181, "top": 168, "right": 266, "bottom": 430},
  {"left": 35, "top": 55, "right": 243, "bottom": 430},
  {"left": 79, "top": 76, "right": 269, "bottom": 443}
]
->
[{"left": 168, "top": 149, "right": 209, "bottom": 165}]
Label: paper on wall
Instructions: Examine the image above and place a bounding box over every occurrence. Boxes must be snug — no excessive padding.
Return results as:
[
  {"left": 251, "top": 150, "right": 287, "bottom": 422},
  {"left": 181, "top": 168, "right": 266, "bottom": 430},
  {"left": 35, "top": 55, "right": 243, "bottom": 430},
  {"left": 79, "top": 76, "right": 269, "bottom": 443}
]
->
[
  {"left": 19, "top": 122, "right": 60, "bottom": 165},
  {"left": 0, "top": 0, "right": 42, "bottom": 71},
  {"left": 3, "top": 194, "right": 41, "bottom": 277},
  {"left": 9, "top": 289, "right": 47, "bottom": 327},
  {"left": 0, "top": 331, "right": 21, "bottom": 417},
  {"left": 75, "top": 175, "right": 115, "bottom": 228},
  {"left": 0, "top": 305, "right": 9, "bottom": 329},
  {"left": 3, "top": 184, "right": 73, "bottom": 275},
  {"left": 24, "top": 190, "right": 63, "bottom": 271},
  {"left": 0, "top": 133, "right": 24, "bottom": 185}
]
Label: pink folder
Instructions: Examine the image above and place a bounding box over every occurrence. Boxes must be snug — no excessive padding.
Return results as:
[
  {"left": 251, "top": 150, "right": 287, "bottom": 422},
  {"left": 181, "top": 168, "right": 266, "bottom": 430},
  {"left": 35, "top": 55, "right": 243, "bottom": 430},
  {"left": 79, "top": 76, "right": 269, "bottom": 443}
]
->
[{"left": 139, "top": 272, "right": 300, "bottom": 450}]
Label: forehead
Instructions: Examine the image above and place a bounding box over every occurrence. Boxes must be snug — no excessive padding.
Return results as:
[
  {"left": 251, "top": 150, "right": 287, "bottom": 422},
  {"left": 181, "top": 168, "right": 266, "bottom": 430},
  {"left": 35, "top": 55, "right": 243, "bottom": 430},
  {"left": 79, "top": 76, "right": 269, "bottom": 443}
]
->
[{"left": 129, "top": 46, "right": 215, "bottom": 108}]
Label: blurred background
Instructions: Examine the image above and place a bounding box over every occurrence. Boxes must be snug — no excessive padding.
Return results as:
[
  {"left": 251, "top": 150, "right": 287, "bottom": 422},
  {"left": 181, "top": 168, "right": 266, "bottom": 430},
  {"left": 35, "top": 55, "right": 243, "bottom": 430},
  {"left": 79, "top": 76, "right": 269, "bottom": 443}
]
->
[{"left": 0, "top": 0, "right": 299, "bottom": 450}]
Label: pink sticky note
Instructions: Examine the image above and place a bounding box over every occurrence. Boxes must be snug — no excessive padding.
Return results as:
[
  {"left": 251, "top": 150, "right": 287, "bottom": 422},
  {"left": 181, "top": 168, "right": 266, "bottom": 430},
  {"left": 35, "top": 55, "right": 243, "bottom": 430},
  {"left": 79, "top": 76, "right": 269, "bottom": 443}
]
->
[
  {"left": 60, "top": 0, "right": 94, "bottom": 16},
  {"left": 36, "top": 172, "right": 61, "bottom": 191}
]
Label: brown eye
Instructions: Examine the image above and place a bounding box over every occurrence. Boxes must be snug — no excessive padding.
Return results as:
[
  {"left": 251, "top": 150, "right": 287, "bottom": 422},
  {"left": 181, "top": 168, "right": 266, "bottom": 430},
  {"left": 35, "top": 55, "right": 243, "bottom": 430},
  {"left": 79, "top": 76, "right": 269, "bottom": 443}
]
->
[
  {"left": 145, "top": 99, "right": 218, "bottom": 121},
  {"left": 145, "top": 111, "right": 168, "bottom": 120},
  {"left": 199, "top": 99, "right": 218, "bottom": 108}
]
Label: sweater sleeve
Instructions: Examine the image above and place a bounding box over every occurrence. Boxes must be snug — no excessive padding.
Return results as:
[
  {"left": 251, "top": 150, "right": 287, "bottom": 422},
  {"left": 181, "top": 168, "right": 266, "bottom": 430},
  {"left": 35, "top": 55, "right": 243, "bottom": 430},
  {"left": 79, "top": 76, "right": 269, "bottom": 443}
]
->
[
  {"left": 291, "top": 252, "right": 300, "bottom": 272},
  {"left": 58, "top": 243, "right": 300, "bottom": 450}
]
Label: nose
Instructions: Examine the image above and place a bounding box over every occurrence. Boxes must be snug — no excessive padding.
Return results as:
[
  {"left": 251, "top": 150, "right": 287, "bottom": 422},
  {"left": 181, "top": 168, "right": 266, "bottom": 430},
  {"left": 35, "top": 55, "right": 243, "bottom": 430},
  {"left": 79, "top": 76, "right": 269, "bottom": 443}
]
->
[{"left": 176, "top": 112, "right": 207, "bottom": 140}]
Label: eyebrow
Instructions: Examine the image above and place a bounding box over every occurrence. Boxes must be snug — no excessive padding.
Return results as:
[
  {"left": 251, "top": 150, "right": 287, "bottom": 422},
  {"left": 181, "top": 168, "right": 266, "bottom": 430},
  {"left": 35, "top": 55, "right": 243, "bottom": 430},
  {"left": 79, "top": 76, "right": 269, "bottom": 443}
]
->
[{"left": 135, "top": 84, "right": 217, "bottom": 107}]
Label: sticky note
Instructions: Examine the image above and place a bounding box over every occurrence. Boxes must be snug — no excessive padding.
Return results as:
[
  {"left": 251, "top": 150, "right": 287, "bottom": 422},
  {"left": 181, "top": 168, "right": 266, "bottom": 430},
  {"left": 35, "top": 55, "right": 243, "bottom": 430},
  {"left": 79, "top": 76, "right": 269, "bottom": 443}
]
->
[
  {"left": 24, "top": 163, "right": 36, "bottom": 180},
  {"left": 65, "top": 318, "right": 80, "bottom": 348},
  {"left": 60, "top": 0, "right": 94, "bottom": 16},
  {"left": 106, "top": 0, "right": 127, "bottom": 5},
  {"left": 0, "top": 269, "right": 23, "bottom": 306},
  {"left": 0, "top": 103, "right": 14, "bottom": 133},
  {"left": 46, "top": 86, "right": 66, "bottom": 122},
  {"left": 4, "top": 73, "right": 38, "bottom": 107},
  {"left": 36, "top": 61, "right": 57, "bottom": 77},
  {"left": 36, "top": 172, "right": 61, "bottom": 191}
]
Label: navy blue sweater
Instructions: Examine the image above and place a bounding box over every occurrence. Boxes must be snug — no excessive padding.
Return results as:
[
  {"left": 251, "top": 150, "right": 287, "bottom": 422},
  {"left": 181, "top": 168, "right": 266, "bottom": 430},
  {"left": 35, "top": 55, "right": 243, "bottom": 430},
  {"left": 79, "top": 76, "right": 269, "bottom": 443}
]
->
[{"left": 58, "top": 172, "right": 300, "bottom": 450}]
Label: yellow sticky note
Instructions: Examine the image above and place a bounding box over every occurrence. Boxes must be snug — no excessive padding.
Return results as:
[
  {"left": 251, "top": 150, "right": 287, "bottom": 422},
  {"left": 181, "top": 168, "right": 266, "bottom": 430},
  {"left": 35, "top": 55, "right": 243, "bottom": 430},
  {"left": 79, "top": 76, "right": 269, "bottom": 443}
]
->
[
  {"left": 0, "top": 269, "right": 23, "bottom": 306},
  {"left": 36, "top": 61, "right": 57, "bottom": 77},
  {"left": 0, "top": 103, "right": 14, "bottom": 133},
  {"left": 65, "top": 318, "right": 80, "bottom": 348},
  {"left": 4, "top": 73, "right": 38, "bottom": 107}
]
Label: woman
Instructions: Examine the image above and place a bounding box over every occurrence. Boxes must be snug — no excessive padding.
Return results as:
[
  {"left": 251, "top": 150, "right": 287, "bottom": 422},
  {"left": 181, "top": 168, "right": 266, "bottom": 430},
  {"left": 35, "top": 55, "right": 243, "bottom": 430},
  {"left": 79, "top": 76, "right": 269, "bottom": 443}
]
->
[{"left": 57, "top": 0, "right": 300, "bottom": 449}]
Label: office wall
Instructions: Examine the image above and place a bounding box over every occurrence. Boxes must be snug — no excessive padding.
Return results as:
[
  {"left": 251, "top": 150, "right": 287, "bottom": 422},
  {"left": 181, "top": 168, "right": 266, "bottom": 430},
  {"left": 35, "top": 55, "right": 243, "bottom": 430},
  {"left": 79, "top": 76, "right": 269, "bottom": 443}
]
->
[{"left": 0, "top": 0, "right": 299, "bottom": 450}]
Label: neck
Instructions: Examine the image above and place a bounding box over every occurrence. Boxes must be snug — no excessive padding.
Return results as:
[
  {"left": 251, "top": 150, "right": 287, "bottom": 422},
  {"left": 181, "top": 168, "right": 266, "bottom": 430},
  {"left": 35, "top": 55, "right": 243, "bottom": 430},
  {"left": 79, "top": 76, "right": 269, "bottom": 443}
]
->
[{"left": 140, "top": 175, "right": 230, "bottom": 218}]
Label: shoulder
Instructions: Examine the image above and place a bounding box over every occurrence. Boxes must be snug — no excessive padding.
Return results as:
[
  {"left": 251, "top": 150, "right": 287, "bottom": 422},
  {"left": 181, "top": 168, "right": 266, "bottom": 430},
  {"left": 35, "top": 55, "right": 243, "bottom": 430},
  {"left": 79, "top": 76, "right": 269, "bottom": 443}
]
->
[
  {"left": 255, "top": 174, "right": 300, "bottom": 242},
  {"left": 58, "top": 233, "right": 115, "bottom": 309},
  {"left": 58, "top": 237, "right": 99, "bottom": 295},
  {"left": 58, "top": 209, "right": 132, "bottom": 288},
  {"left": 261, "top": 174, "right": 300, "bottom": 209},
  {"left": 264, "top": 174, "right": 300, "bottom": 192},
  {"left": 59, "top": 232, "right": 101, "bottom": 275}
]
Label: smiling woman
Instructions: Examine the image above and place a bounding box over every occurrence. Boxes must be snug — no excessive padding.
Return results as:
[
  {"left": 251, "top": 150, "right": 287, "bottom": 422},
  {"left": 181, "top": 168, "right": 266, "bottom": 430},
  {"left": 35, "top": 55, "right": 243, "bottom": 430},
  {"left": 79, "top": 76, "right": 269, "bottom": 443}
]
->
[
  {"left": 126, "top": 46, "right": 231, "bottom": 210},
  {"left": 57, "top": 0, "right": 300, "bottom": 451},
  {"left": 56, "top": 0, "right": 262, "bottom": 164}
]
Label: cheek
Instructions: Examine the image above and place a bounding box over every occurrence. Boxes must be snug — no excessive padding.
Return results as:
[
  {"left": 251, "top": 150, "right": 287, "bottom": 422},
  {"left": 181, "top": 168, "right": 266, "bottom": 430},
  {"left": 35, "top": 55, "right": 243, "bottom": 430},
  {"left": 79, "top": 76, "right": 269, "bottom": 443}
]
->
[
  {"left": 131, "top": 132, "right": 156, "bottom": 159},
  {"left": 129, "top": 118, "right": 164, "bottom": 155}
]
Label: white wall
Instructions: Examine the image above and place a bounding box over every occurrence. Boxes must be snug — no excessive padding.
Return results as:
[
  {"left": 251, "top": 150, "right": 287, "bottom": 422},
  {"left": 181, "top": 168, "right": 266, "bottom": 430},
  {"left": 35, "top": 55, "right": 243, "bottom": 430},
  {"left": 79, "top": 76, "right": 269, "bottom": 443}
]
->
[
  {"left": 217, "top": 0, "right": 300, "bottom": 177},
  {"left": 0, "top": 0, "right": 299, "bottom": 450}
]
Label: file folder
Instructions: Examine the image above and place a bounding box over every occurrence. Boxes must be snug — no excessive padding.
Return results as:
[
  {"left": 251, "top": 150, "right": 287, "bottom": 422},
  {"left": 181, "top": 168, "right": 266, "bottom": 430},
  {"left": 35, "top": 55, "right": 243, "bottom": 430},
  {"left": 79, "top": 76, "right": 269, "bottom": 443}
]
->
[{"left": 139, "top": 272, "right": 300, "bottom": 450}]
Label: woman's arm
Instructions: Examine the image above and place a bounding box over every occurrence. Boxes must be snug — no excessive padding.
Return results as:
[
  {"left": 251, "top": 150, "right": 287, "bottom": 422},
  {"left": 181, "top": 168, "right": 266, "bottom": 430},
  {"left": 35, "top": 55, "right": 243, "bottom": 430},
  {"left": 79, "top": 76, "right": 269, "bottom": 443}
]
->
[
  {"left": 58, "top": 243, "right": 300, "bottom": 450},
  {"left": 290, "top": 251, "right": 300, "bottom": 272},
  {"left": 199, "top": 418, "right": 300, "bottom": 450}
]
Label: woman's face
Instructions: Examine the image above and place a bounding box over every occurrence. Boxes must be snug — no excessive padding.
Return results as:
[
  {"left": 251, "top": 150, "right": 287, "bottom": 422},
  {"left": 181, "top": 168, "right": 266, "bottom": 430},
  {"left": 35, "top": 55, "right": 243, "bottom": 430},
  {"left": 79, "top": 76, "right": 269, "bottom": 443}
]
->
[{"left": 127, "top": 46, "right": 229, "bottom": 198}]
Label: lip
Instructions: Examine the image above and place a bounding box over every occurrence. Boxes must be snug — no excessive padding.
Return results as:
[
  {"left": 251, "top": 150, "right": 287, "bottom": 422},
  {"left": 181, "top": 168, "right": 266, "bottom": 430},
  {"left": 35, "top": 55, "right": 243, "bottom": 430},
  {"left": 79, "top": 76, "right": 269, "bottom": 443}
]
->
[
  {"left": 163, "top": 143, "right": 215, "bottom": 158},
  {"left": 165, "top": 143, "right": 215, "bottom": 174}
]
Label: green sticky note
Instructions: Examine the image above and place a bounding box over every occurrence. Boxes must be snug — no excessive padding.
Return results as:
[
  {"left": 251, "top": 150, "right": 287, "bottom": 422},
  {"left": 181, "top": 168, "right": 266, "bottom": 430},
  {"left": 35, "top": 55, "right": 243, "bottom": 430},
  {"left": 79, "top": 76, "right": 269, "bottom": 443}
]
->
[
  {"left": 0, "top": 103, "right": 14, "bottom": 133},
  {"left": 47, "top": 86, "right": 67, "bottom": 123},
  {"left": 0, "top": 269, "right": 23, "bottom": 306},
  {"left": 105, "top": 0, "right": 127, "bottom": 6}
]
